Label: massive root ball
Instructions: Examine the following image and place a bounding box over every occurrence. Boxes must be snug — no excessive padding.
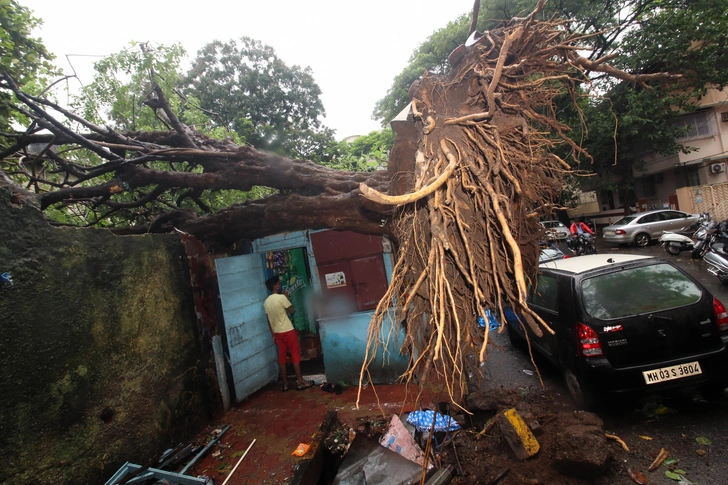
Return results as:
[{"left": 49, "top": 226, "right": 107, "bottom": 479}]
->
[{"left": 358, "top": 4, "right": 661, "bottom": 403}]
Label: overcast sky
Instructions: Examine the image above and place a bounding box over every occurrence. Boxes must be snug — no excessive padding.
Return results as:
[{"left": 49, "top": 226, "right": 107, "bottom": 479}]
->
[{"left": 21, "top": 0, "right": 476, "bottom": 140}]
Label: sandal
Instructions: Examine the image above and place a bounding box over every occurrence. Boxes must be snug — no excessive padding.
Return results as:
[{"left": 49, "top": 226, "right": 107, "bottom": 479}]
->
[
  {"left": 281, "top": 382, "right": 289, "bottom": 393},
  {"left": 296, "top": 380, "right": 314, "bottom": 391}
]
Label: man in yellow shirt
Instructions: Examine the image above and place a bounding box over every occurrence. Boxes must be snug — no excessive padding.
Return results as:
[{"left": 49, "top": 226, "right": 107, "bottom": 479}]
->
[{"left": 264, "top": 276, "right": 314, "bottom": 392}]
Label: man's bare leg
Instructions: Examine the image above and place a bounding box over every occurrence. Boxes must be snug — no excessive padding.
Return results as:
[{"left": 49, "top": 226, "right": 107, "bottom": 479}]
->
[
  {"left": 279, "top": 362, "right": 288, "bottom": 389},
  {"left": 293, "top": 363, "right": 303, "bottom": 384}
]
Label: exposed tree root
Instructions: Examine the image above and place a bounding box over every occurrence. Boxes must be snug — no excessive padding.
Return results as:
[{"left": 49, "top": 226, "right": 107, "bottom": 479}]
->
[{"left": 358, "top": 1, "right": 679, "bottom": 404}]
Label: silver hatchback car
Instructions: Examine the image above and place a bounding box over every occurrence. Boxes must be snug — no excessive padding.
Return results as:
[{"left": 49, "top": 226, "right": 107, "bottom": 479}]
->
[{"left": 602, "top": 209, "right": 699, "bottom": 247}]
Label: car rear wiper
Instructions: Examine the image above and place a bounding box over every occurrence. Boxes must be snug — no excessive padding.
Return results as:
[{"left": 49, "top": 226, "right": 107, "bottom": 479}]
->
[{"left": 647, "top": 314, "right": 674, "bottom": 323}]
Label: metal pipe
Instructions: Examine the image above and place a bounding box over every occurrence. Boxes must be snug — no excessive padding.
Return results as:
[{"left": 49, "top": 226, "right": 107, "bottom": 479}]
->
[{"left": 180, "top": 424, "right": 231, "bottom": 475}]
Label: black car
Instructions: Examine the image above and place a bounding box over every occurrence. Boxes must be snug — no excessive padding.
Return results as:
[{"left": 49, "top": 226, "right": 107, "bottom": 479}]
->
[{"left": 506, "top": 254, "right": 728, "bottom": 408}]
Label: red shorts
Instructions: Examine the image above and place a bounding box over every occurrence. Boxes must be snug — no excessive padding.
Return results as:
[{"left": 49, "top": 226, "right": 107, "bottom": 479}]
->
[{"left": 274, "top": 329, "right": 301, "bottom": 365}]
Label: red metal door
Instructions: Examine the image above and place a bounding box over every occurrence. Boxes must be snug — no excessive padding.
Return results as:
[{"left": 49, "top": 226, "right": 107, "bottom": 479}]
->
[
  {"left": 310, "top": 231, "right": 389, "bottom": 313},
  {"left": 350, "top": 255, "right": 388, "bottom": 310}
]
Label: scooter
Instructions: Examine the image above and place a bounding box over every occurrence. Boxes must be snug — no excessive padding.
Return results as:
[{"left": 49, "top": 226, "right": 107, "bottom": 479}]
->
[{"left": 659, "top": 213, "right": 712, "bottom": 256}]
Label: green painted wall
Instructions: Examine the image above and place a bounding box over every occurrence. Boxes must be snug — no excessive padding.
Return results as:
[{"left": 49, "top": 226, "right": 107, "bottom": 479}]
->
[{"left": 0, "top": 188, "right": 217, "bottom": 485}]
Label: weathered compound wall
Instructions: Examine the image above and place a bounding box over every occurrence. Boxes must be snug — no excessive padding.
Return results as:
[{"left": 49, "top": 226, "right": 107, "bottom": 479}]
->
[{"left": 0, "top": 186, "right": 218, "bottom": 485}]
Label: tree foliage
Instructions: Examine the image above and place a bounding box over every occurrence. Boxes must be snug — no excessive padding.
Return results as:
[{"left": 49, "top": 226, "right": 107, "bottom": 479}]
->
[
  {"left": 576, "top": 0, "right": 728, "bottom": 207},
  {"left": 184, "top": 37, "right": 337, "bottom": 162},
  {"left": 326, "top": 129, "right": 394, "bottom": 172},
  {"left": 74, "top": 43, "right": 188, "bottom": 132},
  {"left": 0, "top": 0, "right": 55, "bottom": 134}
]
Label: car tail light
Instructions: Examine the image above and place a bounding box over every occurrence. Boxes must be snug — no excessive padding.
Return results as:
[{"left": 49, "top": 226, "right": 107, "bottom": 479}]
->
[
  {"left": 576, "top": 323, "right": 603, "bottom": 357},
  {"left": 713, "top": 297, "right": 728, "bottom": 333},
  {"left": 615, "top": 229, "right": 626, "bottom": 235}
]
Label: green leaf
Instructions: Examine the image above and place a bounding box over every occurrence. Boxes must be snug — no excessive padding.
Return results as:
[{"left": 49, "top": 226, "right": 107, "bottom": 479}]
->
[
  {"left": 674, "top": 469, "right": 686, "bottom": 474},
  {"left": 665, "top": 471, "right": 682, "bottom": 480},
  {"left": 664, "top": 458, "right": 679, "bottom": 466},
  {"left": 696, "top": 436, "right": 712, "bottom": 446}
]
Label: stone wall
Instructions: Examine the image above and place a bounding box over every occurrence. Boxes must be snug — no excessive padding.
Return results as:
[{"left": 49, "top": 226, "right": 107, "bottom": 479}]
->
[{"left": 0, "top": 187, "right": 218, "bottom": 485}]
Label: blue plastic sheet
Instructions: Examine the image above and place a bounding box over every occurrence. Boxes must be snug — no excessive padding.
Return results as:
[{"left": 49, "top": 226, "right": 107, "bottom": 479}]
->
[
  {"left": 1, "top": 272, "right": 13, "bottom": 286},
  {"left": 406, "top": 410, "right": 461, "bottom": 432}
]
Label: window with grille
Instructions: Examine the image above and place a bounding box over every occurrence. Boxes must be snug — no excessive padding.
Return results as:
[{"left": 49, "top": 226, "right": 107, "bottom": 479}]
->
[
  {"left": 684, "top": 165, "right": 701, "bottom": 187},
  {"left": 674, "top": 110, "right": 717, "bottom": 141},
  {"left": 641, "top": 176, "right": 656, "bottom": 197}
]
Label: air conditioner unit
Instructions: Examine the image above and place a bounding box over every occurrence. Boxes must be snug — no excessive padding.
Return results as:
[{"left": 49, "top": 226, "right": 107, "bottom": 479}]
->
[
  {"left": 722, "top": 112, "right": 728, "bottom": 122},
  {"left": 710, "top": 163, "right": 725, "bottom": 174}
]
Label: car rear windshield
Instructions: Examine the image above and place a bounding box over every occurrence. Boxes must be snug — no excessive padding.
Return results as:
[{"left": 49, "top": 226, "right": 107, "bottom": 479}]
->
[
  {"left": 610, "top": 216, "right": 637, "bottom": 226},
  {"left": 581, "top": 263, "right": 702, "bottom": 320}
]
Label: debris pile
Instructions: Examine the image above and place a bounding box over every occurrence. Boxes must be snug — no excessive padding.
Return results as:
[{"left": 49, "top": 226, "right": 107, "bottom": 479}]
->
[{"left": 314, "top": 388, "right": 696, "bottom": 485}]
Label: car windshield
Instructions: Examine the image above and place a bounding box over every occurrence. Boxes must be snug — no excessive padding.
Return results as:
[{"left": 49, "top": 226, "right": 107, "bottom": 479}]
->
[
  {"left": 581, "top": 263, "right": 702, "bottom": 319},
  {"left": 611, "top": 216, "right": 638, "bottom": 226}
]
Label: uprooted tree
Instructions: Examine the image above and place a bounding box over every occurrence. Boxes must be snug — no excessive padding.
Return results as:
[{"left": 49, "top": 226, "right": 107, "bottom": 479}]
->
[{"left": 0, "top": 2, "right": 683, "bottom": 403}]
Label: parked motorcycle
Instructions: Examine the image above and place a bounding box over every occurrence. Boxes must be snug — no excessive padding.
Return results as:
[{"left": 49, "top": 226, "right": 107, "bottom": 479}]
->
[
  {"left": 566, "top": 233, "right": 597, "bottom": 256},
  {"left": 704, "top": 247, "right": 728, "bottom": 284},
  {"left": 659, "top": 212, "right": 712, "bottom": 256},
  {"left": 690, "top": 220, "right": 728, "bottom": 283},
  {"left": 692, "top": 220, "right": 720, "bottom": 260}
]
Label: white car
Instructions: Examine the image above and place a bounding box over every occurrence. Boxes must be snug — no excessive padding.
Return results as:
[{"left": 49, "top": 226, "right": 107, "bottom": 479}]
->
[{"left": 539, "top": 220, "right": 570, "bottom": 240}]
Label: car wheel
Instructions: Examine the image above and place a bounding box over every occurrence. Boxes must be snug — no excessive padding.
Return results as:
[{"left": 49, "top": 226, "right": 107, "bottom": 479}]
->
[
  {"left": 634, "top": 233, "right": 650, "bottom": 247},
  {"left": 666, "top": 242, "right": 682, "bottom": 256},
  {"left": 563, "top": 367, "right": 596, "bottom": 410}
]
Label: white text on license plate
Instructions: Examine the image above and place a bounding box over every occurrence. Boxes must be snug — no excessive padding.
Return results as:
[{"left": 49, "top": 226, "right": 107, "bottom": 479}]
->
[{"left": 643, "top": 361, "right": 702, "bottom": 384}]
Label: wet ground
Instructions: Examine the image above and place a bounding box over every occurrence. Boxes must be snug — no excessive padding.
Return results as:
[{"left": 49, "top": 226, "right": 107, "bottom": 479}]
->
[{"left": 181, "top": 236, "right": 728, "bottom": 485}]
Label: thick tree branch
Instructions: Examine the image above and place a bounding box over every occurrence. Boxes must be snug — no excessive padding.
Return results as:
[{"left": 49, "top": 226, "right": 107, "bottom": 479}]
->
[{"left": 2, "top": 73, "right": 122, "bottom": 162}]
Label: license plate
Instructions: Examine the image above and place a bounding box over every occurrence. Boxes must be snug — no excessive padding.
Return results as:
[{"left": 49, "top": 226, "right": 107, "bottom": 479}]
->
[
  {"left": 604, "top": 231, "right": 615, "bottom": 236},
  {"left": 643, "top": 361, "right": 702, "bottom": 384}
]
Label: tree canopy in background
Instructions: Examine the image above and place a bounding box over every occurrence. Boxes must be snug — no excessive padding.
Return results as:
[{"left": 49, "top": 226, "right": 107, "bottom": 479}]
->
[
  {"left": 577, "top": 0, "right": 728, "bottom": 206},
  {"left": 0, "top": 0, "right": 55, "bottom": 134},
  {"left": 184, "top": 37, "right": 338, "bottom": 163}
]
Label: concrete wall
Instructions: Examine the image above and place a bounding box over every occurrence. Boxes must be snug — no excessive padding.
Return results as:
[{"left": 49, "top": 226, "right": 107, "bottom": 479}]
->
[{"left": 0, "top": 187, "right": 217, "bottom": 485}]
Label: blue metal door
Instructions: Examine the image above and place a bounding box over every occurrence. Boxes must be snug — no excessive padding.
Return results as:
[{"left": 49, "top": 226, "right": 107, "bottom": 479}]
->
[{"left": 215, "top": 254, "right": 277, "bottom": 401}]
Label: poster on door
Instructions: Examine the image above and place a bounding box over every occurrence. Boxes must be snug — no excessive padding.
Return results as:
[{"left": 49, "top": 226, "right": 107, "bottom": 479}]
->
[
  {"left": 325, "top": 271, "right": 346, "bottom": 288},
  {"left": 264, "top": 248, "right": 312, "bottom": 332}
]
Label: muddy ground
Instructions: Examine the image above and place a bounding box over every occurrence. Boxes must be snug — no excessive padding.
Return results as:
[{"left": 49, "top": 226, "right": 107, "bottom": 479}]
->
[{"left": 323, "top": 381, "right": 727, "bottom": 485}]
